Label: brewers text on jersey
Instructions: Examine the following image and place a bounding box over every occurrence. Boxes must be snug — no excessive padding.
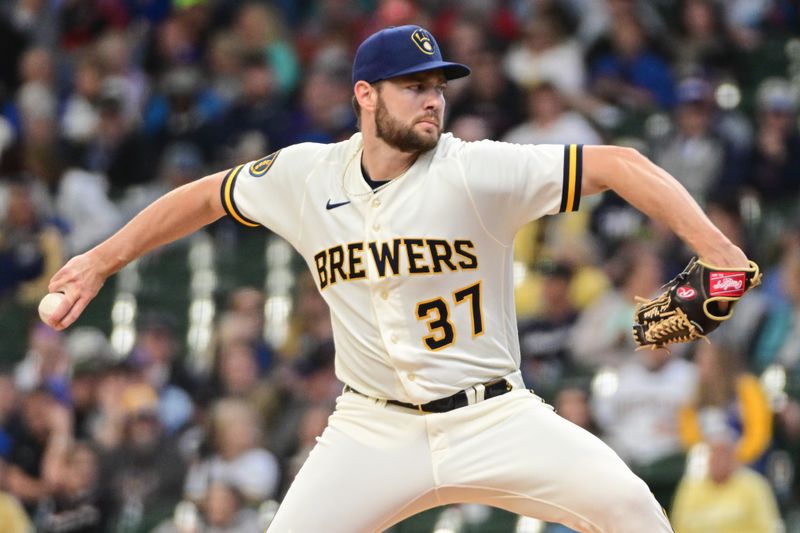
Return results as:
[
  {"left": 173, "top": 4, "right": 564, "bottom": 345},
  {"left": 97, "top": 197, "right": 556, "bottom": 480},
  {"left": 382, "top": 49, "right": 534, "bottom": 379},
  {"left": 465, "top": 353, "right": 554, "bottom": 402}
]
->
[{"left": 313, "top": 238, "right": 478, "bottom": 289}]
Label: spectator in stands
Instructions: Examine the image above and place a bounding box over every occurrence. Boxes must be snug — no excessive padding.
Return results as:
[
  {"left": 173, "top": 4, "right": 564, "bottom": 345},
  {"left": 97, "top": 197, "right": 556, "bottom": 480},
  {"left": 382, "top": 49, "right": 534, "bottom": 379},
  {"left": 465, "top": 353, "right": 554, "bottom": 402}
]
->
[
  {"left": 590, "top": 12, "right": 675, "bottom": 110},
  {"left": 503, "top": 81, "right": 602, "bottom": 146},
  {"left": 754, "top": 242, "right": 800, "bottom": 371},
  {"left": 203, "top": 339, "right": 274, "bottom": 423},
  {"left": 154, "top": 481, "right": 262, "bottom": 533},
  {"left": 670, "top": 0, "right": 738, "bottom": 78},
  {"left": 143, "top": 12, "right": 201, "bottom": 77},
  {"left": 61, "top": 54, "right": 105, "bottom": 146},
  {"left": 14, "top": 324, "right": 70, "bottom": 399},
  {"left": 205, "top": 31, "right": 244, "bottom": 109},
  {"left": 282, "top": 274, "right": 333, "bottom": 358},
  {"left": 214, "top": 51, "right": 293, "bottom": 159},
  {"left": 448, "top": 114, "right": 492, "bottom": 142},
  {"left": 184, "top": 398, "right": 280, "bottom": 505},
  {"left": 554, "top": 382, "right": 599, "bottom": 437},
  {"left": 58, "top": 0, "right": 129, "bottom": 51},
  {"left": 82, "top": 362, "right": 128, "bottom": 451},
  {"left": 127, "top": 315, "right": 196, "bottom": 434},
  {"left": 503, "top": 7, "right": 586, "bottom": 96},
  {"left": 4, "top": 387, "right": 72, "bottom": 515},
  {"left": 98, "top": 382, "right": 186, "bottom": 533},
  {"left": 15, "top": 73, "right": 65, "bottom": 190},
  {"left": 570, "top": 241, "right": 664, "bottom": 369},
  {"left": 234, "top": 3, "right": 300, "bottom": 96},
  {"left": 56, "top": 167, "right": 124, "bottom": 256},
  {"left": 36, "top": 441, "right": 105, "bottom": 533},
  {"left": 144, "top": 67, "right": 221, "bottom": 163},
  {"left": 0, "top": 180, "right": 56, "bottom": 302},
  {"left": 593, "top": 347, "right": 697, "bottom": 508},
  {"left": 0, "top": 373, "right": 18, "bottom": 459},
  {"left": 68, "top": 79, "right": 155, "bottom": 195},
  {"left": 293, "top": 57, "right": 356, "bottom": 143},
  {"left": 64, "top": 327, "right": 114, "bottom": 441},
  {"left": 671, "top": 425, "right": 782, "bottom": 532},
  {"left": 212, "top": 340, "right": 262, "bottom": 399},
  {"left": 260, "top": 340, "right": 338, "bottom": 475},
  {"left": 447, "top": 49, "right": 525, "bottom": 140},
  {"left": 773, "top": 393, "right": 800, "bottom": 514},
  {"left": 740, "top": 77, "right": 800, "bottom": 209},
  {"left": 221, "top": 286, "right": 274, "bottom": 373},
  {"left": 0, "top": 459, "right": 31, "bottom": 533},
  {"left": 679, "top": 341, "right": 773, "bottom": 470},
  {"left": 652, "top": 77, "right": 728, "bottom": 204},
  {"left": 95, "top": 31, "right": 146, "bottom": 121},
  {"left": 518, "top": 259, "right": 580, "bottom": 398}
]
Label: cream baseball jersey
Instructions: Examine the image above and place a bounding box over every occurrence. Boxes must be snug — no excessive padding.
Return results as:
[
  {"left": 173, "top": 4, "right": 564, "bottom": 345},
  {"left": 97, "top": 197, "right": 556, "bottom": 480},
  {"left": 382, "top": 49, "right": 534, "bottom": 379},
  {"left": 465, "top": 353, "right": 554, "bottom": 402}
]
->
[{"left": 221, "top": 133, "right": 582, "bottom": 404}]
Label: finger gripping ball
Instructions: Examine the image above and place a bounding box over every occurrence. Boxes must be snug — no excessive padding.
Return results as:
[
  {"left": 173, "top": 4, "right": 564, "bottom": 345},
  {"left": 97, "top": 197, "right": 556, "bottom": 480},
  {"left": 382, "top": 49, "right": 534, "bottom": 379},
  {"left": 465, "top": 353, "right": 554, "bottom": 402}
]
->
[{"left": 38, "top": 292, "right": 66, "bottom": 323}]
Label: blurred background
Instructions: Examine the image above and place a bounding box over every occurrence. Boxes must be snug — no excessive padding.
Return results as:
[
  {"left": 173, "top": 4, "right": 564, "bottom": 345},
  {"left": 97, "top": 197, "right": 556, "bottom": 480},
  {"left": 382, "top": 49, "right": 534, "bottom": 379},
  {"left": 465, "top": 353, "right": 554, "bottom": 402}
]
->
[{"left": 0, "top": 0, "right": 799, "bottom": 532}]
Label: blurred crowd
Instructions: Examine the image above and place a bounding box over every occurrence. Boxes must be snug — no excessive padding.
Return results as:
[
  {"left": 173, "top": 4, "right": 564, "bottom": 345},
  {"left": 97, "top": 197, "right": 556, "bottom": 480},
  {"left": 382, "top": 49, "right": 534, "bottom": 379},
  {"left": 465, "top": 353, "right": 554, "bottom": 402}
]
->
[{"left": 1, "top": 0, "right": 800, "bottom": 532}]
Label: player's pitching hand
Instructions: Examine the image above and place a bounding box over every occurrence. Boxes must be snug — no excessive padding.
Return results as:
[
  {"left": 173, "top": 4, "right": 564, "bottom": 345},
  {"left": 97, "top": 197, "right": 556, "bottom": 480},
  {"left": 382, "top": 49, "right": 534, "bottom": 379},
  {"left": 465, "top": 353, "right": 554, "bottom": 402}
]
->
[{"left": 45, "top": 252, "right": 106, "bottom": 330}]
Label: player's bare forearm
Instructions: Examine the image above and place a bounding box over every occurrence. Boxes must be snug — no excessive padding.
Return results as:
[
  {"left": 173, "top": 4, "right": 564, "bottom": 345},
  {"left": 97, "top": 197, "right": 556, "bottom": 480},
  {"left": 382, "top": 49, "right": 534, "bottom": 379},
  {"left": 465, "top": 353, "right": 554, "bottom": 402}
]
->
[
  {"left": 581, "top": 146, "right": 748, "bottom": 268},
  {"left": 46, "top": 171, "right": 227, "bottom": 329},
  {"left": 86, "top": 172, "right": 226, "bottom": 277}
]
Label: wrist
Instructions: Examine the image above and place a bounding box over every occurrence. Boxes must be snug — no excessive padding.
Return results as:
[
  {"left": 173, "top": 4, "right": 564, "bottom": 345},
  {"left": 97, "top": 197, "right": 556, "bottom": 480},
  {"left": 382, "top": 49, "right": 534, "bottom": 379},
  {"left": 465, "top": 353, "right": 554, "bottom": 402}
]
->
[
  {"left": 87, "top": 244, "right": 126, "bottom": 278},
  {"left": 695, "top": 240, "right": 748, "bottom": 268}
]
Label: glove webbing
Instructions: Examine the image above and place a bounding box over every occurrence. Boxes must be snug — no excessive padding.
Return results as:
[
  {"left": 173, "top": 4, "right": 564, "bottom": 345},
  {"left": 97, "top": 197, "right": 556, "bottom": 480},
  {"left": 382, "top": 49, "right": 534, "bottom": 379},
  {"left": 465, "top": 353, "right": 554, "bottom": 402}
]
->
[{"left": 642, "top": 307, "right": 706, "bottom": 346}]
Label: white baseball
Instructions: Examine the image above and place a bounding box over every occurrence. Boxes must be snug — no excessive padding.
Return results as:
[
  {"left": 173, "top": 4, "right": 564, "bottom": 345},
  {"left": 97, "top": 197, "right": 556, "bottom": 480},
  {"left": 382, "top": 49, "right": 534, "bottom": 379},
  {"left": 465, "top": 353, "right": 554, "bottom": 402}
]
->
[{"left": 38, "top": 292, "right": 66, "bottom": 323}]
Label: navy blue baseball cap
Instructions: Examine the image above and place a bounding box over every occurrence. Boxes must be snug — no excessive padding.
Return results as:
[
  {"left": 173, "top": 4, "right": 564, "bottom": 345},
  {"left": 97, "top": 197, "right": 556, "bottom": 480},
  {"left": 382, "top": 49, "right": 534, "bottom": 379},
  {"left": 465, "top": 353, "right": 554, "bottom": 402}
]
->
[{"left": 352, "top": 25, "right": 471, "bottom": 86}]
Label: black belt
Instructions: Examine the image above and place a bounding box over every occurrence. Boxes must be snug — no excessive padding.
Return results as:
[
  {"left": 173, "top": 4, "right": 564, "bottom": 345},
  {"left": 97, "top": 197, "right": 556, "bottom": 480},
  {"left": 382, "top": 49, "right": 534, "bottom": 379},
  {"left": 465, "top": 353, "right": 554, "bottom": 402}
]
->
[{"left": 344, "top": 379, "right": 513, "bottom": 413}]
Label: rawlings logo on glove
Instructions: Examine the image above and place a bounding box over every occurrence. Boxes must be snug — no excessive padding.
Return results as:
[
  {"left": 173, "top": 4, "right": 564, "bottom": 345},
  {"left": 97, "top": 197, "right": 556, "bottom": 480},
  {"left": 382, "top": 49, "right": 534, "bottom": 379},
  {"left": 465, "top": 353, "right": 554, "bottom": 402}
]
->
[{"left": 632, "top": 258, "right": 762, "bottom": 348}]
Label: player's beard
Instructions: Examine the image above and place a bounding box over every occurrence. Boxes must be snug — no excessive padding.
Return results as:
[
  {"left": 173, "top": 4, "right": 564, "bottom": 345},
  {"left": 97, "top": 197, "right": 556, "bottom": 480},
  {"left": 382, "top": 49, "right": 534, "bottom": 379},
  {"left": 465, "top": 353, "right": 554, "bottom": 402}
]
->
[{"left": 374, "top": 94, "right": 440, "bottom": 153}]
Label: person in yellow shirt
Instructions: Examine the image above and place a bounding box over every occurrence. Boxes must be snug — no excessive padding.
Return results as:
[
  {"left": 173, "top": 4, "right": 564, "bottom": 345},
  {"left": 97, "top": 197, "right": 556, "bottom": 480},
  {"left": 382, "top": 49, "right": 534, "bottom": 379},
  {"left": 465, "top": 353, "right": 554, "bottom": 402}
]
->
[
  {"left": 0, "top": 461, "right": 32, "bottom": 533},
  {"left": 679, "top": 341, "right": 772, "bottom": 468},
  {"left": 671, "top": 428, "right": 782, "bottom": 533}
]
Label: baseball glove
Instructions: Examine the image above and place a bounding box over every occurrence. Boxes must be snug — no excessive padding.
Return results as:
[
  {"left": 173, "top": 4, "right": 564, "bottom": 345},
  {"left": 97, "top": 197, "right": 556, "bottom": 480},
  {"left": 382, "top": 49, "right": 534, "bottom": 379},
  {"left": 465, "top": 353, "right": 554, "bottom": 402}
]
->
[{"left": 632, "top": 258, "right": 762, "bottom": 348}]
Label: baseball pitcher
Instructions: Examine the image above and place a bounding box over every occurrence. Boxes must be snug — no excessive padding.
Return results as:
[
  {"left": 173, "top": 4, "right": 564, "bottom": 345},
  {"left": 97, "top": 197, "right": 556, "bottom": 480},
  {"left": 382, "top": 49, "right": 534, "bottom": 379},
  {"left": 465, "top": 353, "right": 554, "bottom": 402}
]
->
[{"left": 44, "top": 26, "right": 759, "bottom": 532}]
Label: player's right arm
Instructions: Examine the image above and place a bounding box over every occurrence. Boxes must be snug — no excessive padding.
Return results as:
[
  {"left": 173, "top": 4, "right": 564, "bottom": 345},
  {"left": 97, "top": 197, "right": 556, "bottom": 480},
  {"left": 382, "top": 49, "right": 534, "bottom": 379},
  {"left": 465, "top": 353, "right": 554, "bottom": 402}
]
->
[{"left": 45, "top": 170, "right": 228, "bottom": 330}]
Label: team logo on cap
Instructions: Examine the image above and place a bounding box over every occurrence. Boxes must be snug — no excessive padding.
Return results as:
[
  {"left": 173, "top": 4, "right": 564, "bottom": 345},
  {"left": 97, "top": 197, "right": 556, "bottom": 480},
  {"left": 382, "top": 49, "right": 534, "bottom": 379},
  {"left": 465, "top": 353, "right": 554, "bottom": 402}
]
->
[{"left": 412, "top": 29, "right": 435, "bottom": 55}]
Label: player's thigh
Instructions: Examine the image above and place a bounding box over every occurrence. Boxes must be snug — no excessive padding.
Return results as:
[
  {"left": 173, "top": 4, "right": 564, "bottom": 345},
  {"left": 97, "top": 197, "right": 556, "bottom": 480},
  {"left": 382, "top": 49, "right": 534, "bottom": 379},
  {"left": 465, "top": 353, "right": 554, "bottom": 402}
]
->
[
  {"left": 268, "top": 393, "right": 437, "bottom": 533},
  {"left": 438, "top": 390, "right": 670, "bottom": 532}
]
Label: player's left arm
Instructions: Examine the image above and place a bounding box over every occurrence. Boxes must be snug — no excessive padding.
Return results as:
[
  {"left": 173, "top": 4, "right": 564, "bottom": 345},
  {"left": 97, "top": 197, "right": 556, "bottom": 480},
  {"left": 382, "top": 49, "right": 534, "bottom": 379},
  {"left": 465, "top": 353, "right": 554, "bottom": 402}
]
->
[{"left": 581, "top": 145, "right": 749, "bottom": 268}]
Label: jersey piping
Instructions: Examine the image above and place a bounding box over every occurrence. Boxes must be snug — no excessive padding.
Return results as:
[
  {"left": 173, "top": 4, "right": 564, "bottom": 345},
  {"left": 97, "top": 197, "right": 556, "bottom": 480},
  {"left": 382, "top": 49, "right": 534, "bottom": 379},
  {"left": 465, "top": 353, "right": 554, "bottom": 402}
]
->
[
  {"left": 559, "top": 144, "right": 583, "bottom": 213},
  {"left": 221, "top": 164, "right": 260, "bottom": 228}
]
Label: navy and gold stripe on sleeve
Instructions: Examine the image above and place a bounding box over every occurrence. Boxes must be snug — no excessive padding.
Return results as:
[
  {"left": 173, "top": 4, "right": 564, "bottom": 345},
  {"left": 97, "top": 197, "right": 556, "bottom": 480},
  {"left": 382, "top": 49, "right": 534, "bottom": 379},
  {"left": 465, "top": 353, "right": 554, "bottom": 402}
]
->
[
  {"left": 220, "top": 164, "right": 260, "bottom": 227},
  {"left": 559, "top": 144, "right": 583, "bottom": 213}
]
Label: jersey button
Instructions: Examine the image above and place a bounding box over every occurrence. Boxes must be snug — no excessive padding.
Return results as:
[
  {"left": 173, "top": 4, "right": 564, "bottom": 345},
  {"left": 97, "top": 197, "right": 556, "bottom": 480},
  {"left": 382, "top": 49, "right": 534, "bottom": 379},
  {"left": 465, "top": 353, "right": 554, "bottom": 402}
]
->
[
  {"left": 390, "top": 334, "right": 398, "bottom": 344},
  {"left": 407, "top": 372, "right": 416, "bottom": 382},
  {"left": 372, "top": 199, "right": 381, "bottom": 208},
  {"left": 380, "top": 291, "right": 388, "bottom": 300},
  {"left": 372, "top": 223, "right": 380, "bottom": 231}
]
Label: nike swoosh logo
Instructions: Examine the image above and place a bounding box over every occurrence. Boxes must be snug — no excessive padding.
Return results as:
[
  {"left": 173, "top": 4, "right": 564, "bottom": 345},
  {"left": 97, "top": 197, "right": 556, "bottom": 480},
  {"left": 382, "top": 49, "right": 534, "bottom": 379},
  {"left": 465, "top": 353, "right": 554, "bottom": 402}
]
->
[{"left": 326, "top": 199, "right": 351, "bottom": 210}]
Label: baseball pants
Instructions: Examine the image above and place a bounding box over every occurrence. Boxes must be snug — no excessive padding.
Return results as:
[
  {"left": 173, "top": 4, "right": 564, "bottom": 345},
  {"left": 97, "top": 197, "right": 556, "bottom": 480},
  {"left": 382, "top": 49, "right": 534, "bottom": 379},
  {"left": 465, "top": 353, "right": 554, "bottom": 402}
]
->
[{"left": 268, "top": 385, "right": 673, "bottom": 533}]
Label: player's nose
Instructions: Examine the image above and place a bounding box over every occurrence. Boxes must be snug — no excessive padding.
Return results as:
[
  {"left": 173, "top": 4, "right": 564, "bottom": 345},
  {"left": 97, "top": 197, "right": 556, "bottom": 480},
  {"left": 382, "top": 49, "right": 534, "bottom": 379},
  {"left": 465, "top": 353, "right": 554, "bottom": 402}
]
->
[{"left": 422, "top": 90, "right": 444, "bottom": 112}]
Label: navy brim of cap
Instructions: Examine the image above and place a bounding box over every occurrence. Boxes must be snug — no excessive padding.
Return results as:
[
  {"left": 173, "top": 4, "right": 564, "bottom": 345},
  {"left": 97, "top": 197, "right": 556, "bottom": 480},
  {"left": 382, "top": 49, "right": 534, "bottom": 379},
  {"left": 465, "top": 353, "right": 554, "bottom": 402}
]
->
[{"left": 369, "top": 60, "right": 470, "bottom": 83}]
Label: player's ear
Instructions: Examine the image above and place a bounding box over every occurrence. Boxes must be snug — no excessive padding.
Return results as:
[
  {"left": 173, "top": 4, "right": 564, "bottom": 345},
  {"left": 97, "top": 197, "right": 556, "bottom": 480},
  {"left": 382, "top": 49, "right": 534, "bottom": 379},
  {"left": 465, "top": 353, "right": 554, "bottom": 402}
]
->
[{"left": 354, "top": 80, "right": 378, "bottom": 113}]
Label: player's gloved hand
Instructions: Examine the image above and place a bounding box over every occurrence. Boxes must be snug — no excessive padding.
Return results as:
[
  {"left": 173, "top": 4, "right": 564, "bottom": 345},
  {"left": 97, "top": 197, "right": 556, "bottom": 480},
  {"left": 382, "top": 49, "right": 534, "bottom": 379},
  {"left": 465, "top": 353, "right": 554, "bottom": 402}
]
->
[{"left": 632, "top": 257, "right": 762, "bottom": 348}]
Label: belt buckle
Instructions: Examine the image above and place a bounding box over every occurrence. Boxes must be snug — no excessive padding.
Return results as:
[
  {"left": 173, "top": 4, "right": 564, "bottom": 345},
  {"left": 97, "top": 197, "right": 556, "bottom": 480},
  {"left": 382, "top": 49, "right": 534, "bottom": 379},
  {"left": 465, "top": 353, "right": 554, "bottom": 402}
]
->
[{"left": 417, "top": 403, "right": 430, "bottom": 414}]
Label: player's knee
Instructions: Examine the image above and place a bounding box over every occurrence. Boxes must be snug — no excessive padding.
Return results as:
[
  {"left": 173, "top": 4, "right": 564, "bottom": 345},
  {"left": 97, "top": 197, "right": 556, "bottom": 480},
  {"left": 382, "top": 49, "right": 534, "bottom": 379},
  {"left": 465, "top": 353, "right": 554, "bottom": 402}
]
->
[{"left": 599, "top": 474, "right": 664, "bottom": 528}]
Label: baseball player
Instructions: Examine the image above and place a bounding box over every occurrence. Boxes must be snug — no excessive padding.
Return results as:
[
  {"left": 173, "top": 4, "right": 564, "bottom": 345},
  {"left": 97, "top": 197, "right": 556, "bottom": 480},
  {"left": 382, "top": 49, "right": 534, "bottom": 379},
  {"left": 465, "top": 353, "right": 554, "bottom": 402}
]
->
[{"left": 45, "top": 26, "right": 753, "bottom": 532}]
